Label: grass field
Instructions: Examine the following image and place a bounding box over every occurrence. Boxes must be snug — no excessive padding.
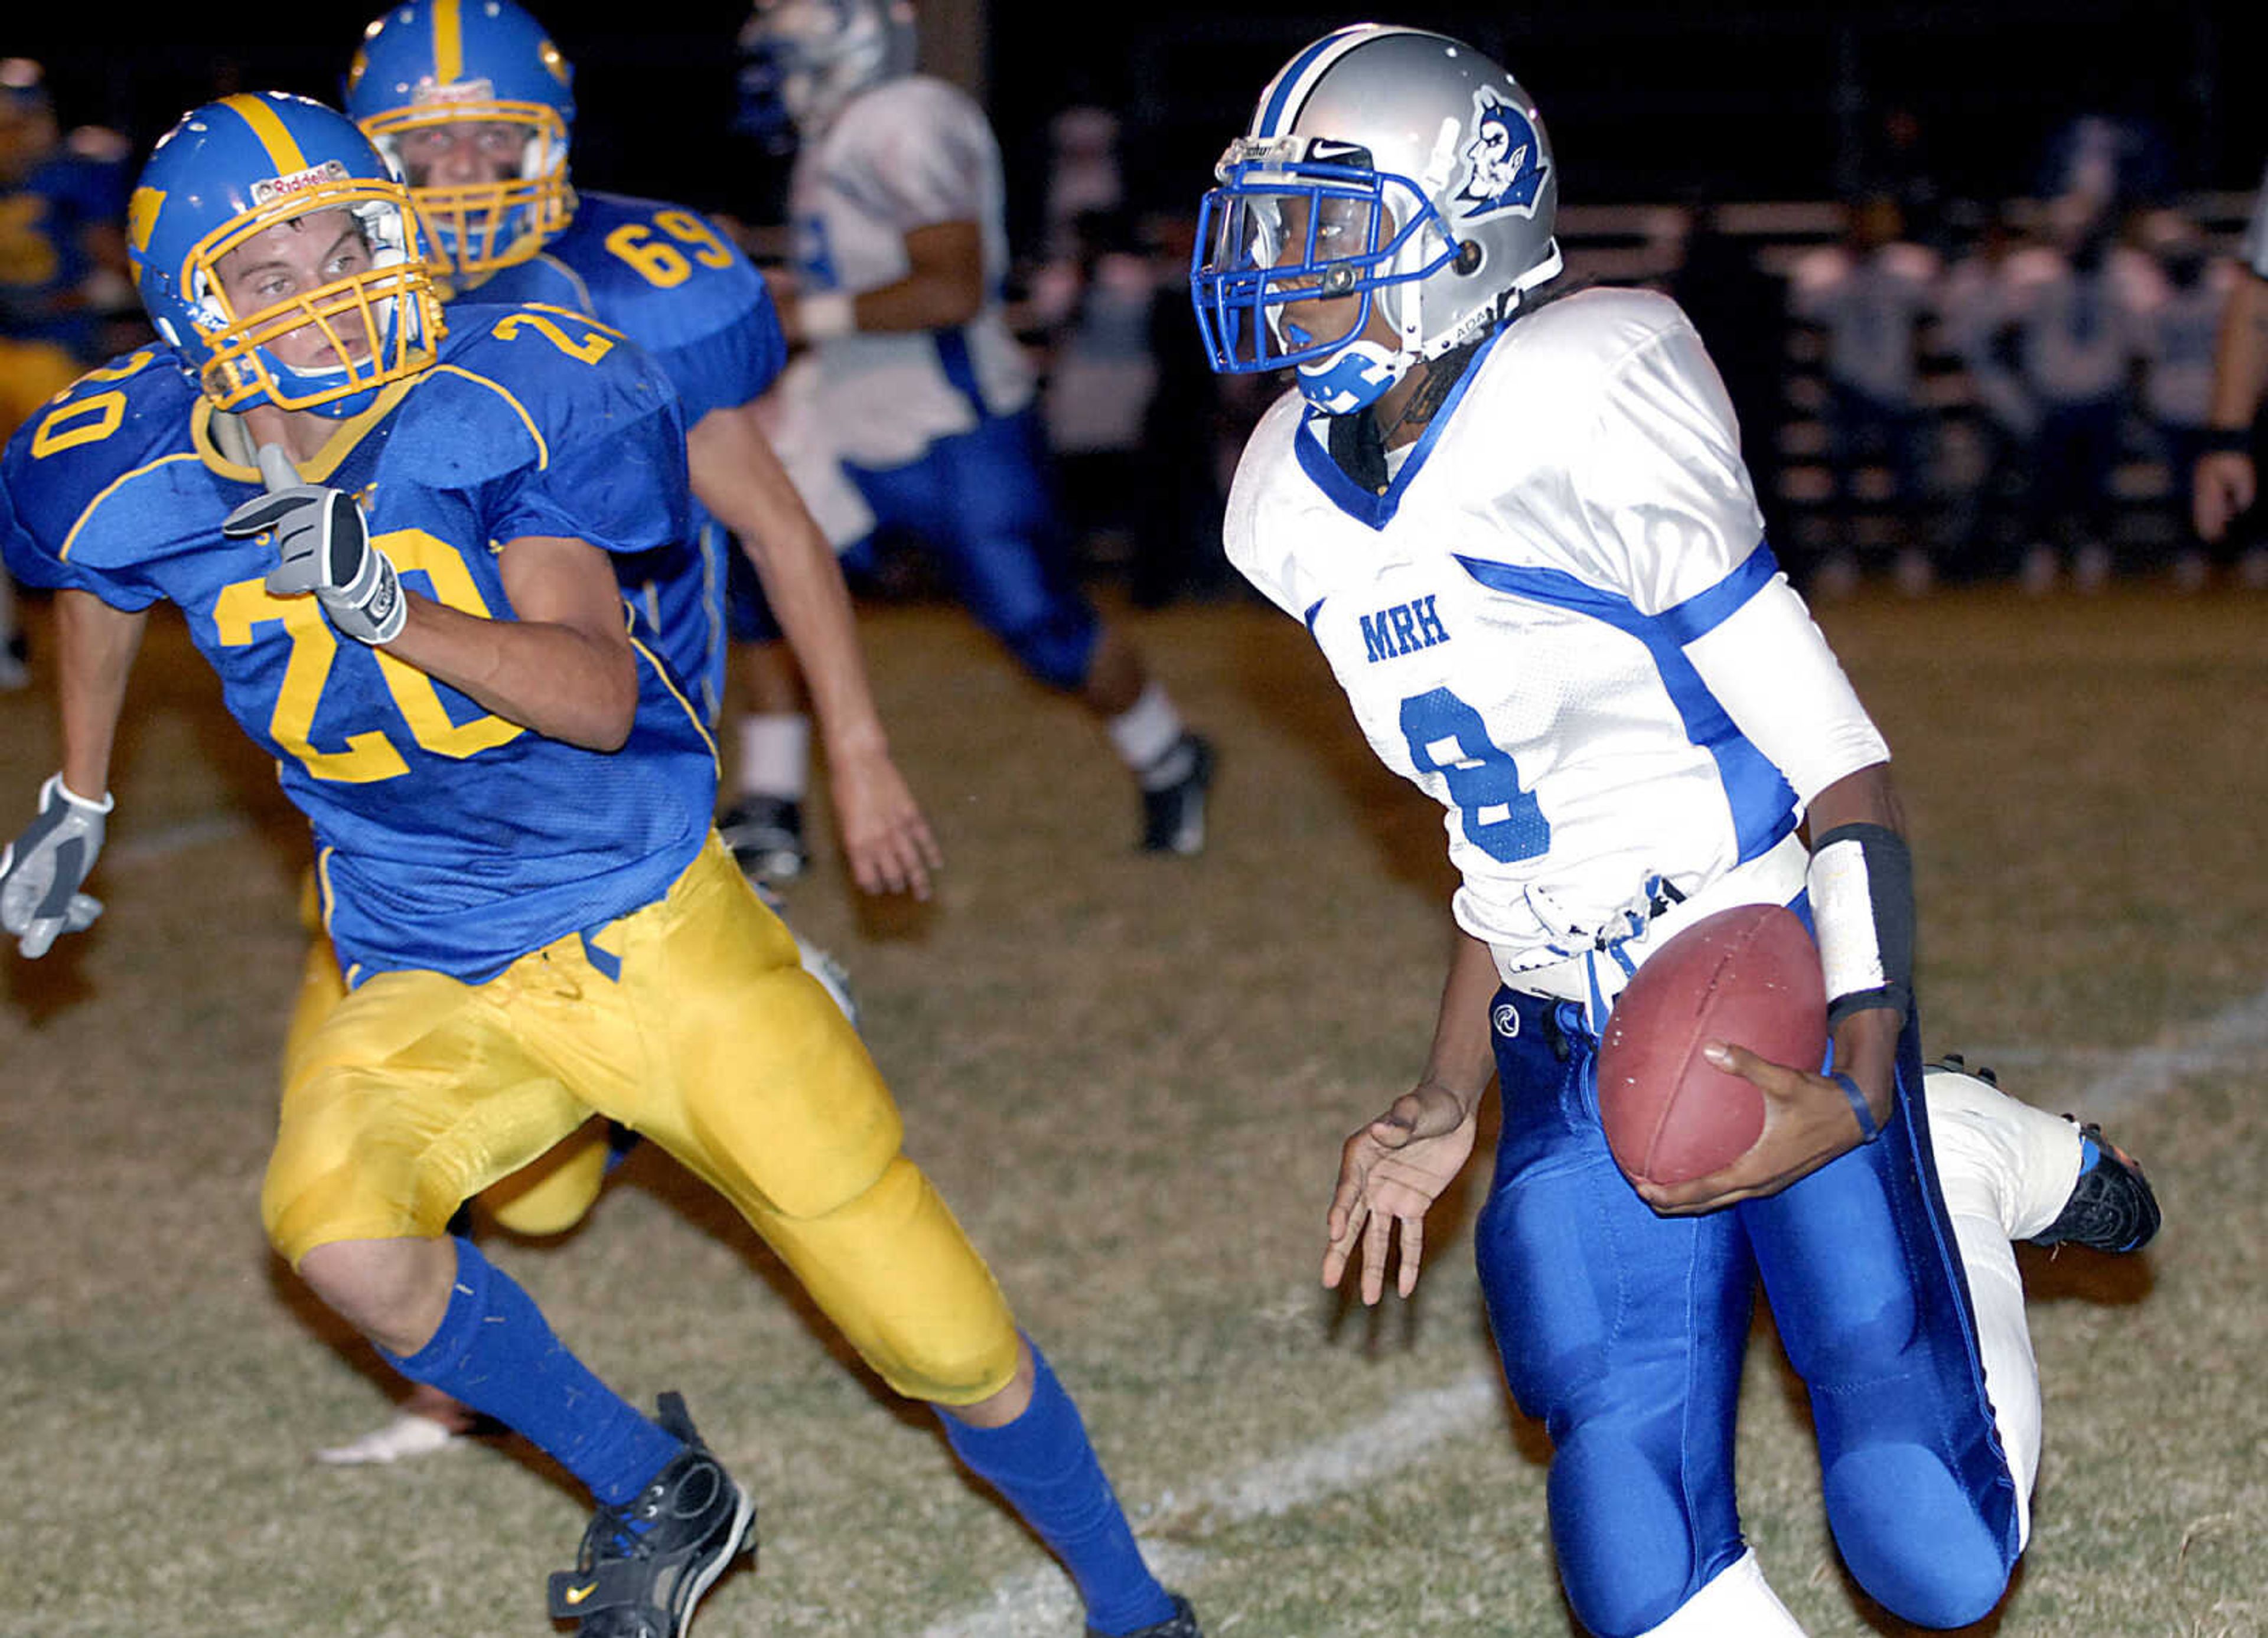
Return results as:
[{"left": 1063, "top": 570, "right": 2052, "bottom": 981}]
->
[{"left": 3, "top": 580, "right": 2263, "bottom": 1638}]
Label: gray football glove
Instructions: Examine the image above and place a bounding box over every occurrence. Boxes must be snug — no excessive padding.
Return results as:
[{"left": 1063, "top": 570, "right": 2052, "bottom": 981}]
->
[
  {"left": 221, "top": 445, "right": 406, "bottom": 644},
  {"left": 0, "top": 774, "right": 112, "bottom": 958}
]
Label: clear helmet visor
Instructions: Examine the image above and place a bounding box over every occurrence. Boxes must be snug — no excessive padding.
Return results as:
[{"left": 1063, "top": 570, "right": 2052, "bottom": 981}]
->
[{"left": 1191, "top": 154, "right": 1439, "bottom": 378}]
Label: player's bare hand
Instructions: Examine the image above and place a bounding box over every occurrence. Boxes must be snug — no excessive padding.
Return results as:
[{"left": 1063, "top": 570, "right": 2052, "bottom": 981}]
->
[
  {"left": 827, "top": 743, "right": 941, "bottom": 900},
  {"left": 2193, "top": 451, "right": 2256, "bottom": 545},
  {"left": 1634, "top": 1040, "right": 1878, "bottom": 1215},
  {"left": 1323, "top": 1083, "right": 1478, "bottom": 1304}
]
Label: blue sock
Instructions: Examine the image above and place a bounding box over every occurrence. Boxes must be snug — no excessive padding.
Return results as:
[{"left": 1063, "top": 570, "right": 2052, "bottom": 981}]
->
[
  {"left": 938, "top": 1342, "right": 1173, "bottom": 1636},
  {"left": 381, "top": 1236, "right": 681, "bottom": 1505}
]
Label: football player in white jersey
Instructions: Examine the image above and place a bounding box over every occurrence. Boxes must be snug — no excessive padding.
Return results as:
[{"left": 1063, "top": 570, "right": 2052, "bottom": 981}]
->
[
  {"left": 732, "top": 0, "right": 1214, "bottom": 864},
  {"left": 1192, "top": 27, "right": 2161, "bottom": 1637}
]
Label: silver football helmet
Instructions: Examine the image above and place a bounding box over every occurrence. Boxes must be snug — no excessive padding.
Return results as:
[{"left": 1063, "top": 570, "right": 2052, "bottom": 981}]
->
[
  {"left": 738, "top": 0, "right": 917, "bottom": 133},
  {"left": 1191, "top": 25, "right": 1563, "bottom": 414}
]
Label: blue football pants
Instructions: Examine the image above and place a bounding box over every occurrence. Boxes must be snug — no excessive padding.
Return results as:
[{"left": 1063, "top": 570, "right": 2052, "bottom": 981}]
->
[
  {"left": 1476, "top": 988, "right": 2021, "bottom": 1636},
  {"left": 730, "top": 408, "right": 1099, "bottom": 692}
]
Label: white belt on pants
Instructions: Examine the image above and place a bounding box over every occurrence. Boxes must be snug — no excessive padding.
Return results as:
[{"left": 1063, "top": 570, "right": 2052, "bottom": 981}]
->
[{"left": 1491, "top": 830, "right": 1813, "bottom": 1032}]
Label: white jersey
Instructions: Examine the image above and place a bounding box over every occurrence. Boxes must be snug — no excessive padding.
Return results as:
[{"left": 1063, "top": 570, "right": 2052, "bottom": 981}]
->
[
  {"left": 784, "top": 75, "right": 1036, "bottom": 470},
  {"left": 1225, "top": 288, "right": 1889, "bottom": 1008}
]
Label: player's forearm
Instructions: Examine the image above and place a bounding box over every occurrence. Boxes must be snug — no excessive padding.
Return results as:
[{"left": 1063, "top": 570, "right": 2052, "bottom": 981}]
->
[
  {"left": 53, "top": 590, "right": 146, "bottom": 798},
  {"left": 383, "top": 593, "right": 638, "bottom": 752},
  {"left": 800, "top": 220, "right": 986, "bottom": 337},
  {"left": 1803, "top": 761, "right": 1909, "bottom": 1132},
  {"left": 1419, "top": 928, "right": 1504, "bottom": 1114},
  {"left": 2207, "top": 270, "right": 2268, "bottom": 430},
  {"left": 690, "top": 407, "right": 893, "bottom": 757}
]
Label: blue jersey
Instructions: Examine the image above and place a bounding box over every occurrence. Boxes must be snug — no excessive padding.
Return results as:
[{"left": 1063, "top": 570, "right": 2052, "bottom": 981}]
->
[
  {"left": 0, "top": 149, "right": 127, "bottom": 357},
  {"left": 465, "top": 191, "right": 788, "bottom": 723},
  {"left": 0, "top": 305, "right": 718, "bottom": 984}
]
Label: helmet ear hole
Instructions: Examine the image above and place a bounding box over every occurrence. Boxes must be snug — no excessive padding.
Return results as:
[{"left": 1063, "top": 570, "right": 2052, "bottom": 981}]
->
[{"left": 1452, "top": 239, "right": 1484, "bottom": 276}]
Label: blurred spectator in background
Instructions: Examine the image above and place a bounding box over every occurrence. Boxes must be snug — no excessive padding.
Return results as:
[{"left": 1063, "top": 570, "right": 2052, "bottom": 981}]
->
[
  {"left": 1126, "top": 208, "right": 1231, "bottom": 608},
  {"left": 1041, "top": 102, "right": 1123, "bottom": 265},
  {"left": 0, "top": 57, "right": 132, "bottom": 689},
  {"left": 2003, "top": 194, "right": 2164, "bottom": 592},
  {"left": 1671, "top": 201, "right": 1793, "bottom": 565},
  {"left": 1790, "top": 192, "right": 1940, "bottom": 596},
  {"left": 1937, "top": 203, "right": 2037, "bottom": 582},
  {"left": 2192, "top": 155, "right": 2268, "bottom": 590},
  {"left": 2134, "top": 211, "right": 2236, "bottom": 589},
  {"left": 1859, "top": 105, "right": 1944, "bottom": 251},
  {"left": 2038, "top": 88, "right": 2174, "bottom": 223},
  {"left": 1029, "top": 207, "right": 1161, "bottom": 570}
]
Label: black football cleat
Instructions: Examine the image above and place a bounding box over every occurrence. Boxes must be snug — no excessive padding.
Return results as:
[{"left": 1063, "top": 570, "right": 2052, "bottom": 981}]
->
[
  {"left": 2028, "top": 1121, "right": 2162, "bottom": 1255},
  {"left": 718, "top": 795, "right": 807, "bottom": 883},
  {"left": 1139, "top": 735, "right": 1213, "bottom": 857},
  {"left": 547, "top": 1394, "right": 755, "bottom": 1637},
  {"left": 1088, "top": 1591, "right": 1204, "bottom": 1638}
]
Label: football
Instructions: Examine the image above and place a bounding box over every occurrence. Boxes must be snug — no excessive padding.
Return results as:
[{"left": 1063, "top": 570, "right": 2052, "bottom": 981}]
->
[{"left": 1596, "top": 902, "right": 1829, "bottom": 1188}]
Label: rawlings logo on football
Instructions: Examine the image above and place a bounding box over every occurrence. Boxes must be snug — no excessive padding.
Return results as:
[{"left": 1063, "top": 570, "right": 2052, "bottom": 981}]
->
[
  {"left": 1455, "top": 88, "right": 1548, "bottom": 221},
  {"left": 250, "top": 161, "right": 351, "bottom": 207}
]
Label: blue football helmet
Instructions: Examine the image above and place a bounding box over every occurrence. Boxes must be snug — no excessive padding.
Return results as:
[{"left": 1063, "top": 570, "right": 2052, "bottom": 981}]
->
[
  {"left": 344, "top": 0, "right": 575, "bottom": 278},
  {"left": 1191, "top": 25, "right": 1563, "bottom": 415},
  {"left": 128, "top": 92, "right": 443, "bottom": 418},
  {"left": 737, "top": 0, "right": 916, "bottom": 135}
]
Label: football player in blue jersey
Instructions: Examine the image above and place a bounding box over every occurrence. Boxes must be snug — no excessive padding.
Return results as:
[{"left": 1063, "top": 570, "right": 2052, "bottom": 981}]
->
[
  {"left": 346, "top": 0, "right": 936, "bottom": 892},
  {"left": 1192, "top": 27, "right": 2159, "bottom": 1637},
  {"left": 305, "top": 0, "right": 917, "bottom": 1466},
  {"left": 0, "top": 93, "right": 1199, "bottom": 1638},
  {"left": 736, "top": 0, "right": 1215, "bottom": 865}
]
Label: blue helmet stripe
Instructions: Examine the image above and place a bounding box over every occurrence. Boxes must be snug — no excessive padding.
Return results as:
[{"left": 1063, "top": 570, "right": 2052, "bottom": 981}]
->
[{"left": 1254, "top": 27, "right": 1370, "bottom": 136}]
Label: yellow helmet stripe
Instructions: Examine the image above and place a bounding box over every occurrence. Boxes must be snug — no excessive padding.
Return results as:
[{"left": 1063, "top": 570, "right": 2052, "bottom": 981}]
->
[
  {"left": 433, "top": 0, "right": 465, "bottom": 86},
  {"left": 220, "top": 93, "right": 310, "bottom": 175}
]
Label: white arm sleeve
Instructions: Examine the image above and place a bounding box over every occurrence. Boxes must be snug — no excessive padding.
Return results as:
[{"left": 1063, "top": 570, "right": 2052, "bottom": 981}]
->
[{"left": 1684, "top": 578, "right": 1891, "bottom": 804}]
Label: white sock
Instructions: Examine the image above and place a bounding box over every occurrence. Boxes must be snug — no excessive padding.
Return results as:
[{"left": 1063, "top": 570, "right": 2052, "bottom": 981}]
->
[
  {"left": 1106, "top": 681, "right": 1185, "bottom": 785},
  {"left": 736, "top": 713, "right": 810, "bottom": 801},
  {"left": 1922, "top": 1066, "right": 2084, "bottom": 1551},
  {"left": 1635, "top": 1550, "right": 1808, "bottom": 1636}
]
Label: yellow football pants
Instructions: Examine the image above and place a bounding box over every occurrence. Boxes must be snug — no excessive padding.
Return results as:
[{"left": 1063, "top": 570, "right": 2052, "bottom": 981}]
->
[
  {"left": 266, "top": 834, "right": 1020, "bottom": 1405},
  {"left": 286, "top": 871, "right": 614, "bottom": 1237}
]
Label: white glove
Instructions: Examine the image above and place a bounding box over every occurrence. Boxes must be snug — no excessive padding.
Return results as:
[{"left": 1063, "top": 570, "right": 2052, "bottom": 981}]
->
[
  {"left": 0, "top": 774, "right": 112, "bottom": 958},
  {"left": 221, "top": 445, "right": 406, "bottom": 644}
]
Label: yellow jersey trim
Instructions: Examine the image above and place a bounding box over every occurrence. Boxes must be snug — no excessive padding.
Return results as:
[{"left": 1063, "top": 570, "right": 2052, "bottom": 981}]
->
[
  {"left": 431, "top": 363, "right": 549, "bottom": 469},
  {"left": 188, "top": 376, "right": 419, "bottom": 485}
]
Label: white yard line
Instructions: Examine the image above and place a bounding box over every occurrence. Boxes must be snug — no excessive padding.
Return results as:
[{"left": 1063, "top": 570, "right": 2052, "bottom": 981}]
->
[
  {"left": 915, "top": 1370, "right": 1502, "bottom": 1638},
  {"left": 1952, "top": 982, "right": 2268, "bottom": 1115},
  {"left": 921, "top": 989, "right": 2268, "bottom": 1634}
]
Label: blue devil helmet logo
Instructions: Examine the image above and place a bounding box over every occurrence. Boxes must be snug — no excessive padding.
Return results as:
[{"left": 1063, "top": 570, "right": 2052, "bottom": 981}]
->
[{"left": 1456, "top": 89, "right": 1548, "bottom": 222}]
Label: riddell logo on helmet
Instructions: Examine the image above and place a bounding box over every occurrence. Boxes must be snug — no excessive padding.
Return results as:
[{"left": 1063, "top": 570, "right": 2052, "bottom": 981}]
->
[
  {"left": 413, "top": 76, "right": 498, "bottom": 105},
  {"left": 250, "top": 160, "right": 352, "bottom": 207}
]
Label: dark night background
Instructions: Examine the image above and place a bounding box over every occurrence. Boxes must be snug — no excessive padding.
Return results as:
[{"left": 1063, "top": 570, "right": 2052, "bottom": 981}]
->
[{"left": 9, "top": 2, "right": 2264, "bottom": 247}]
